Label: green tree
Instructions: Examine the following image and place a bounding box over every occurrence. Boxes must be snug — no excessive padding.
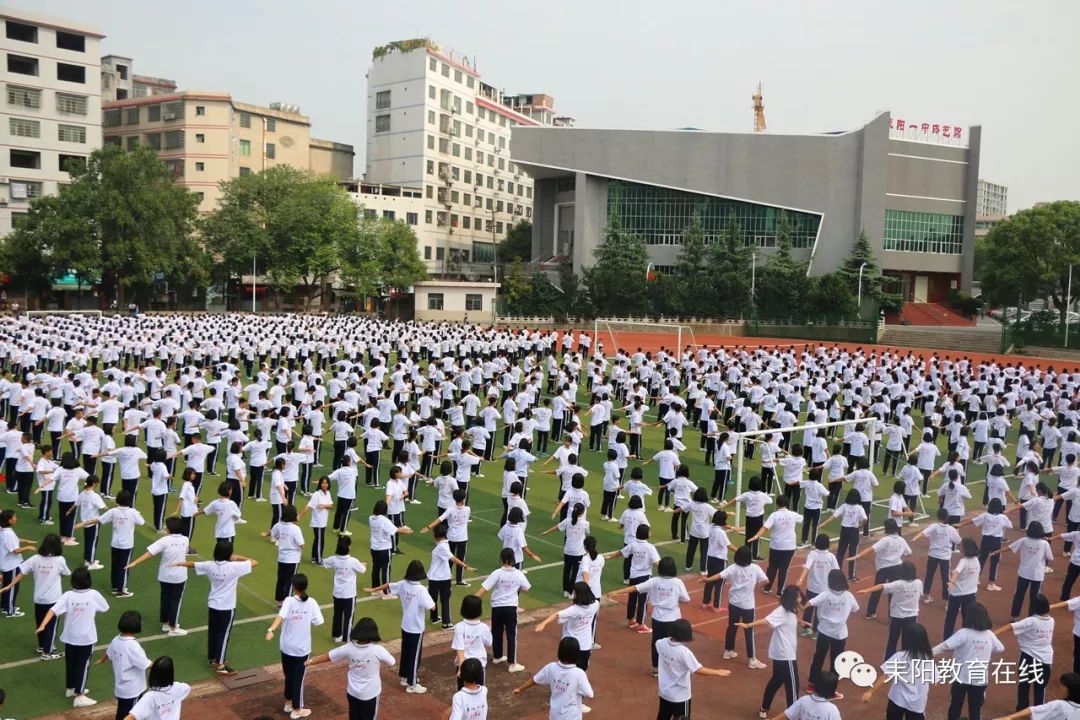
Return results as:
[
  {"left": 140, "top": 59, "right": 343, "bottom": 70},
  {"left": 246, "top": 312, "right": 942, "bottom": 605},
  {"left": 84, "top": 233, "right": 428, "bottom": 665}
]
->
[
  {"left": 0, "top": 145, "right": 202, "bottom": 306},
  {"left": 583, "top": 217, "right": 649, "bottom": 316},
  {"left": 758, "top": 213, "right": 810, "bottom": 317},
  {"left": 706, "top": 217, "right": 752, "bottom": 317},
  {"left": 836, "top": 230, "right": 883, "bottom": 310},
  {"left": 500, "top": 220, "right": 533, "bottom": 263},
  {"left": 671, "top": 213, "right": 710, "bottom": 316},
  {"left": 203, "top": 166, "right": 363, "bottom": 310},
  {"left": 376, "top": 219, "right": 428, "bottom": 293},
  {"left": 982, "top": 201, "right": 1080, "bottom": 326},
  {"left": 502, "top": 258, "right": 533, "bottom": 313}
]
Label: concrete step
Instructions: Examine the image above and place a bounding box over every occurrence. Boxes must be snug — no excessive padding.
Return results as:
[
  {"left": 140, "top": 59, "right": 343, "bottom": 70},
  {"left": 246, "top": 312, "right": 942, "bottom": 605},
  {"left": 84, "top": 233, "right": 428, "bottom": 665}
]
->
[{"left": 879, "top": 326, "right": 1001, "bottom": 353}]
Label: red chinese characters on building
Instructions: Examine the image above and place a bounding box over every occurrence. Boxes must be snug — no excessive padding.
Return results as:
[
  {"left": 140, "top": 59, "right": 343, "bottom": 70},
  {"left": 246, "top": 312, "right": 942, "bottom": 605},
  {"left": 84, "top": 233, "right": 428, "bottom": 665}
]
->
[{"left": 889, "top": 119, "right": 963, "bottom": 140}]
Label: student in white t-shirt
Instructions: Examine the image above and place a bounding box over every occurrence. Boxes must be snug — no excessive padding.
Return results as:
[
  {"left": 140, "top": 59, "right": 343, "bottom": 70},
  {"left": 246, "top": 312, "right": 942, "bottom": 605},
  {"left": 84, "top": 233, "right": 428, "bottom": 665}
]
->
[
  {"left": 652, "top": 619, "right": 729, "bottom": 720},
  {"left": 860, "top": 622, "right": 936, "bottom": 720},
  {"left": 537, "top": 582, "right": 600, "bottom": 679},
  {"left": 0, "top": 532, "right": 69, "bottom": 657},
  {"left": 123, "top": 656, "right": 191, "bottom": 720},
  {"left": 298, "top": 476, "right": 333, "bottom": 565},
  {"left": 449, "top": 658, "right": 488, "bottom": 720},
  {"left": 738, "top": 585, "right": 804, "bottom": 716},
  {"left": 857, "top": 560, "right": 923, "bottom": 661},
  {"left": 513, "top": 637, "right": 595, "bottom": 720},
  {"left": 99, "top": 610, "right": 152, "bottom": 720},
  {"left": 75, "top": 489, "right": 144, "bottom": 597},
  {"left": 366, "top": 559, "right": 435, "bottom": 694},
  {"left": 305, "top": 617, "right": 396, "bottom": 720},
  {"left": 451, "top": 595, "right": 493, "bottom": 687},
  {"left": 932, "top": 601, "right": 1003, "bottom": 720},
  {"left": 992, "top": 672, "right": 1080, "bottom": 720},
  {"left": 475, "top": 547, "right": 533, "bottom": 674},
  {"left": 124, "top": 516, "right": 190, "bottom": 636},
  {"left": 993, "top": 593, "right": 1056, "bottom": 712},
  {"left": 266, "top": 573, "right": 324, "bottom": 720},
  {"left": 320, "top": 535, "right": 366, "bottom": 643},
  {"left": 780, "top": 671, "right": 842, "bottom": 720},
  {"left": 747, "top": 496, "right": 802, "bottom": 595},
  {"left": 267, "top": 504, "right": 305, "bottom": 605},
  {"left": 707, "top": 545, "right": 768, "bottom": 669},
  {"left": 36, "top": 566, "right": 110, "bottom": 707}
]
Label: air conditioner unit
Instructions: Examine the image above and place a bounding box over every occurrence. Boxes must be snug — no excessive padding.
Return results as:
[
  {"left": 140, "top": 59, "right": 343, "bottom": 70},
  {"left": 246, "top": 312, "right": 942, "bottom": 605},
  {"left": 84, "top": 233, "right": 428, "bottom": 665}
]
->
[
  {"left": 162, "top": 111, "right": 176, "bottom": 120},
  {"left": 0, "top": 177, "right": 9, "bottom": 184}
]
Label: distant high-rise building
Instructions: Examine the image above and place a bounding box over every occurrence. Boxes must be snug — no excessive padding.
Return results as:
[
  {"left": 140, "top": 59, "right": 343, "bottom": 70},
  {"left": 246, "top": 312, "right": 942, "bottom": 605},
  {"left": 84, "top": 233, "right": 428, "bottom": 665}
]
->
[
  {"left": 102, "top": 92, "right": 354, "bottom": 213},
  {"left": 976, "top": 179, "right": 1008, "bottom": 216},
  {"left": 365, "top": 38, "right": 571, "bottom": 277},
  {"left": 100, "top": 54, "right": 176, "bottom": 102},
  {"left": 0, "top": 8, "right": 104, "bottom": 235}
]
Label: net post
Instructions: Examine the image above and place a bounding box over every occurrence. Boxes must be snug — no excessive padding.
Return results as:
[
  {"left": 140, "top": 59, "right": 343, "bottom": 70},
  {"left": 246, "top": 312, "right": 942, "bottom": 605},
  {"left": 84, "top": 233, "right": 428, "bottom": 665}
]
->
[
  {"left": 734, "top": 434, "right": 745, "bottom": 530},
  {"left": 677, "top": 327, "right": 682, "bottom": 356}
]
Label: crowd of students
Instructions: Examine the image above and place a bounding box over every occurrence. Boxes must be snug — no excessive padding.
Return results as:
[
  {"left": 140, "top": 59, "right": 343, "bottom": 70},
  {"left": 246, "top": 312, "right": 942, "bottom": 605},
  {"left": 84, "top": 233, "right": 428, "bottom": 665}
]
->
[{"left": 3, "top": 313, "right": 1080, "bottom": 719}]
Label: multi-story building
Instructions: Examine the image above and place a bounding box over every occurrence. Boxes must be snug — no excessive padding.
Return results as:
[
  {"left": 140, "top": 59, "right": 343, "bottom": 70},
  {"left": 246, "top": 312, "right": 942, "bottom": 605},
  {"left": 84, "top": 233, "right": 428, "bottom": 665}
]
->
[
  {"left": 365, "top": 38, "right": 570, "bottom": 277},
  {"left": 515, "top": 111, "right": 982, "bottom": 302},
  {"left": 976, "top": 179, "right": 1008, "bottom": 216},
  {"left": 0, "top": 8, "right": 103, "bottom": 235},
  {"left": 100, "top": 54, "right": 176, "bottom": 102},
  {"left": 102, "top": 92, "right": 354, "bottom": 212}
]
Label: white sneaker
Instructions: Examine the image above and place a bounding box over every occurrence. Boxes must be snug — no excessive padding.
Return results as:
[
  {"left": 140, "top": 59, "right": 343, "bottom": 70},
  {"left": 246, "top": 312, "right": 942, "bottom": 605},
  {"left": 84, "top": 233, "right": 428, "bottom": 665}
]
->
[
  {"left": 591, "top": 642, "right": 601, "bottom": 650},
  {"left": 290, "top": 710, "right": 311, "bottom": 719},
  {"left": 284, "top": 704, "right": 294, "bottom": 713},
  {"left": 255, "top": 497, "right": 268, "bottom": 503},
  {"left": 406, "top": 684, "right": 427, "bottom": 694},
  {"left": 87, "top": 561, "right": 103, "bottom": 571},
  {"left": 581, "top": 705, "right": 591, "bottom": 714},
  {"left": 65, "top": 689, "right": 76, "bottom": 698},
  {"left": 748, "top": 658, "right": 767, "bottom": 670},
  {"left": 722, "top": 650, "right": 738, "bottom": 660},
  {"left": 507, "top": 663, "right": 526, "bottom": 673},
  {"left": 167, "top": 627, "right": 188, "bottom": 637},
  {"left": 986, "top": 582, "right": 1002, "bottom": 592},
  {"left": 491, "top": 656, "right": 506, "bottom": 665},
  {"left": 73, "top": 695, "right": 97, "bottom": 708},
  {"left": 409, "top": 499, "right": 421, "bottom": 505},
  {"left": 235, "top": 518, "right": 248, "bottom": 525},
  {"left": 400, "top": 678, "right": 408, "bottom": 687},
  {"left": 161, "top": 624, "right": 171, "bottom": 633}
]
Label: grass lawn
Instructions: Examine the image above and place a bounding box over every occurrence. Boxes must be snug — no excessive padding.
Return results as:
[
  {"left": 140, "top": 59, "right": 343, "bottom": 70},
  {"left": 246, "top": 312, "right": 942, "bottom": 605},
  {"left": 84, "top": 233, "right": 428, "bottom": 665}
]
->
[{"left": 0, "top": 367, "right": 1009, "bottom": 718}]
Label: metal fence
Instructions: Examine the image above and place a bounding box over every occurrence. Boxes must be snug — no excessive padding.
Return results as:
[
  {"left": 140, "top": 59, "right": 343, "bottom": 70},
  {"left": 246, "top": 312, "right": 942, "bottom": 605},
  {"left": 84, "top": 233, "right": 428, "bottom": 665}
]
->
[{"left": 744, "top": 310, "right": 879, "bottom": 344}]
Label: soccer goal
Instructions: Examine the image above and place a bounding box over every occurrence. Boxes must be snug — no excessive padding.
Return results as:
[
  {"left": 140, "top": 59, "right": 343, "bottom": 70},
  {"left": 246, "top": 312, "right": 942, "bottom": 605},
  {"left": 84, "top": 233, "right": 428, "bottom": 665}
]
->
[
  {"left": 25, "top": 309, "right": 104, "bottom": 320},
  {"left": 728, "top": 415, "right": 930, "bottom": 540},
  {"left": 593, "top": 318, "right": 698, "bottom": 358}
]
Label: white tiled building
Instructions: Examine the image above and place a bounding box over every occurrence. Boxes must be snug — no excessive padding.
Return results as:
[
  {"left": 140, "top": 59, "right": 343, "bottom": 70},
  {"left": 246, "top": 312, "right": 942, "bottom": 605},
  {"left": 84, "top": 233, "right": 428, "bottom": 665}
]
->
[
  {"left": 976, "top": 179, "right": 1008, "bottom": 217},
  {"left": 0, "top": 8, "right": 103, "bottom": 235},
  {"left": 364, "top": 38, "right": 570, "bottom": 277}
]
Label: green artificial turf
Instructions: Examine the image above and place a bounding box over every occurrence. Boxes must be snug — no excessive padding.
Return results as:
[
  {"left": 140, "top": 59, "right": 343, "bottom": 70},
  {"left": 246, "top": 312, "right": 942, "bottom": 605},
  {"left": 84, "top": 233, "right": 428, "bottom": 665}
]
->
[{"left": 0, "top": 367, "right": 1008, "bottom": 718}]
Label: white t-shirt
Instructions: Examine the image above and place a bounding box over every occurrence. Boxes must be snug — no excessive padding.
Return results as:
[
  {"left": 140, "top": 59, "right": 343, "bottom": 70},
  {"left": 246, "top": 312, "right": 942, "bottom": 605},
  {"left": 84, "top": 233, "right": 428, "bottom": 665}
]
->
[
  {"left": 809, "top": 590, "right": 858, "bottom": 640},
  {"left": 271, "top": 522, "right": 305, "bottom": 564},
  {"left": 883, "top": 579, "right": 923, "bottom": 618},
  {"left": 1010, "top": 536, "right": 1054, "bottom": 581},
  {"left": 327, "top": 642, "right": 396, "bottom": 701},
  {"left": 480, "top": 566, "right": 531, "bottom": 608},
  {"left": 193, "top": 560, "right": 253, "bottom": 611},
  {"left": 129, "top": 682, "right": 192, "bottom": 720},
  {"left": 322, "top": 554, "right": 366, "bottom": 599},
  {"left": 449, "top": 686, "right": 488, "bottom": 720},
  {"left": 556, "top": 601, "right": 599, "bottom": 649},
  {"left": 766, "top": 606, "right": 799, "bottom": 661},
  {"left": 621, "top": 540, "right": 660, "bottom": 579},
  {"left": 882, "top": 650, "right": 934, "bottom": 714},
  {"left": 451, "top": 619, "right": 493, "bottom": 666},
  {"left": 720, "top": 562, "right": 768, "bottom": 609},
  {"left": 389, "top": 580, "right": 435, "bottom": 634},
  {"left": 871, "top": 535, "right": 912, "bottom": 570},
  {"left": 934, "top": 628, "right": 1004, "bottom": 685},
  {"left": 106, "top": 634, "right": 152, "bottom": 699},
  {"left": 783, "top": 694, "right": 842, "bottom": 720},
  {"left": 532, "top": 661, "right": 594, "bottom": 720},
  {"left": 52, "top": 588, "right": 110, "bottom": 645},
  {"left": 1030, "top": 700, "right": 1080, "bottom": 720},
  {"left": 17, "top": 553, "right": 71, "bottom": 604},
  {"left": 763, "top": 509, "right": 802, "bottom": 550},
  {"left": 654, "top": 638, "right": 702, "bottom": 703},
  {"left": 98, "top": 506, "right": 146, "bottom": 550},
  {"left": 636, "top": 576, "right": 689, "bottom": 622},
  {"left": 147, "top": 534, "right": 189, "bottom": 585},
  {"left": 1012, "top": 614, "right": 1055, "bottom": 664},
  {"left": 950, "top": 556, "right": 981, "bottom": 597},
  {"left": 277, "top": 595, "right": 324, "bottom": 656}
]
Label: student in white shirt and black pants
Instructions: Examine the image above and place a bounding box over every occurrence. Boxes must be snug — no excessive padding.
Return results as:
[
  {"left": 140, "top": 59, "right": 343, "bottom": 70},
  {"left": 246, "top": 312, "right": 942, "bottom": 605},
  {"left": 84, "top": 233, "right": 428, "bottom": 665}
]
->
[
  {"left": 266, "top": 574, "right": 324, "bottom": 720},
  {"left": 36, "top": 566, "right": 109, "bottom": 707}
]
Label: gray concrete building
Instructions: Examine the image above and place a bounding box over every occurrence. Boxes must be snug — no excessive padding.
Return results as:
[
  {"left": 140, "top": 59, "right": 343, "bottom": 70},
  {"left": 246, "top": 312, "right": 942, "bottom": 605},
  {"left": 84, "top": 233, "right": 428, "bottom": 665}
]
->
[{"left": 512, "top": 112, "right": 980, "bottom": 304}]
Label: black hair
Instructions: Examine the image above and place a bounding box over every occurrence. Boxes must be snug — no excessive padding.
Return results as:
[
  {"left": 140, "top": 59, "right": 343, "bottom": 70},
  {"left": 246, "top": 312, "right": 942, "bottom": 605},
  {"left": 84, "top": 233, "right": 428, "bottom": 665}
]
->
[
  {"left": 350, "top": 617, "right": 381, "bottom": 643},
  {"left": 499, "top": 547, "right": 516, "bottom": 566},
  {"left": 212, "top": 539, "right": 233, "bottom": 562},
  {"left": 292, "top": 573, "right": 309, "bottom": 602},
  {"left": 778, "top": 585, "right": 803, "bottom": 613},
  {"left": 669, "top": 618, "right": 693, "bottom": 643},
  {"left": 116, "top": 489, "right": 134, "bottom": 508},
  {"left": 372, "top": 500, "right": 388, "bottom": 516},
  {"left": 37, "top": 533, "right": 62, "bottom": 557},
  {"left": 70, "top": 566, "right": 92, "bottom": 590},
  {"left": 458, "top": 657, "right": 483, "bottom": 685},
  {"left": 117, "top": 610, "right": 143, "bottom": 634},
  {"left": 404, "top": 559, "right": 426, "bottom": 582},
  {"left": 635, "top": 524, "right": 650, "bottom": 541},
  {"left": 460, "top": 594, "right": 483, "bottom": 620},
  {"left": 961, "top": 537, "right": 979, "bottom": 558},
  {"left": 1031, "top": 593, "right": 1051, "bottom": 616},
  {"left": 827, "top": 569, "right": 848, "bottom": 593},
  {"left": 813, "top": 670, "right": 838, "bottom": 699},
  {"left": 557, "top": 636, "right": 580, "bottom": 664},
  {"left": 569, "top": 502, "right": 585, "bottom": 525},
  {"left": 901, "top": 622, "right": 933, "bottom": 661},
  {"left": 733, "top": 545, "right": 752, "bottom": 567},
  {"left": 1061, "top": 672, "right": 1080, "bottom": 703},
  {"left": 583, "top": 535, "right": 598, "bottom": 561},
  {"left": 963, "top": 602, "right": 993, "bottom": 631},
  {"left": 897, "top": 561, "right": 916, "bottom": 582},
  {"left": 335, "top": 535, "right": 352, "bottom": 555},
  {"left": 628, "top": 495, "right": 643, "bottom": 510},
  {"left": 147, "top": 656, "right": 175, "bottom": 690},
  {"left": 844, "top": 488, "right": 860, "bottom": 505},
  {"left": 280, "top": 504, "right": 299, "bottom": 523},
  {"left": 657, "top": 556, "right": 676, "bottom": 578},
  {"left": 814, "top": 533, "right": 830, "bottom": 551},
  {"left": 1027, "top": 521, "right": 1046, "bottom": 539}
]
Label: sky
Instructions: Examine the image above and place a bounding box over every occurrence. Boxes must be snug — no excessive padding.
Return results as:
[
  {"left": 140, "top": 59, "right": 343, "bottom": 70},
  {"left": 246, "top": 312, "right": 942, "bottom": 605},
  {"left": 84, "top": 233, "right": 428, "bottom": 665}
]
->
[{"left": 15, "top": 0, "right": 1080, "bottom": 211}]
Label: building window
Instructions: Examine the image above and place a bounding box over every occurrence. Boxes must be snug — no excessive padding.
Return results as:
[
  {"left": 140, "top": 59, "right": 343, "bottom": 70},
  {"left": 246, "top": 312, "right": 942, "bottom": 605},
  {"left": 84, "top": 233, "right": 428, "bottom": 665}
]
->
[
  {"left": 466, "top": 101, "right": 474, "bottom": 115},
  {"left": 428, "top": 293, "right": 445, "bottom": 310},
  {"left": 266, "top": 117, "right": 276, "bottom": 132},
  {"left": 57, "top": 124, "right": 86, "bottom": 143},
  {"left": 125, "top": 136, "right": 138, "bottom": 151},
  {"left": 428, "top": 85, "right": 436, "bottom": 100},
  {"left": 496, "top": 221, "right": 504, "bottom": 234},
  {"left": 124, "top": 107, "right": 140, "bottom": 125},
  {"left": 147, "top": 104, "right": 161, "bottom": 122},
  {"left": 5, "top": 21, "right": 37, "bottom": 43},
  {"left": 239, "top": 167, "right": 251, "bottom": 176},
  {"left": 441, "top": 63, "right": 449, "bottom": 77},
  {"left": 55, "top": 31, "right": 85, "bottom": 52},
  {"left": 9, "top": 118, "right": 39, "bottom": 138},
  {"left": 423, "top": 245, "right": 431, "bottom": 259},
  {"left": 451, "top": 190, "right": 459, "bottom": 203},
  {"left": 7, "top": 54, "right": 38, "bottom": 76},
  {"left": 454, "top": 69, "right": 462, "bottom": 83},
  {"left": 428, "top": 110, "right": 435, "bottom": 125},
  {"left": 7, "top": 85, "right": 40, "bottom": 108},
  {"left": 10, "top": 180, "right": 43, "bottom": 200},
  {"left": 56, "top": 63, "right": 85, "bottom": 83},
  {"left": 464, "top": 193, "right": 471, "bottom": 206},
  {"left": 477, "top": 129, "right": 484, "bottom": 142},
  {"left": 466, "top": 76, "right": 474, "bottom": 89},
  {"left": 439, "top": 138, "right": 449, "bottom": 154},
  {"left": 55, "top": 92, "right": 87, "bottom": 114},
  {"left": 164, "top": 159, "right": 183, "bottom": 179},
  {"left": 426, "top": 185, "right": 433, "bottom": 199},
  {"left": 452, "top": 143, "right": 460, "bottom": 157},
  {"left": 425, "top": 210, "right": 433, "bottom": 224},
  {"left": 426, "top": 160, "right": 434, "bottom": 175},
  {"left": 465, "top": 293, "right": 482, "bottom": 311},
  {"left": 163, "top": 130, "right": 184, "bottom": 150},
  {"left": 429, "top": 58, "right": 437, "bottom": 71},
  {"left": 132, "top": 85, "right": 147, "bottom": 98},
  {"left": 146, "top": 133, "right": 161, "bottom": 150},
  {"left": 195, "top": 162, "right": 205, "bottom": 171},
  {"left": 239, "top": 139, "right": 251, "bottom": 156},
  {"left": 265, "top": 143, "right": 275, "bottom": 159},
  {"left": 363, "top": 209, "right": 377, "bottom": 219},
  {"left": 239, "top": 112, "right": 251, "bottom": 128},
  {"left": 462, "top": 216, "right": 471, "bottom": 230},
  {"left": 116, "top": 64, "right": 128, "bottom": 80},
  {"left": 196, "top": 133, "right": 205, "bottom": 143},
  {"left": 427, "top": 134, "right": 435, "bottom": 150},
  {"left": 375, "top": 90, "right": 391, "bottom": 110},
  {"left": 9, "top": 149, "right": 40, "bottom": 169},
  {"left": 195, "top": 105, "right": 206, "bottom": 116},
  {"left": 380, "top": 210, "right": 394, "bottom": 221},
  {"left": 196, "top": 192, "right": 205, "bottom": 202},
  {"left": 406, "top": 212, "right": 418, "bottom": 225},
  {"left": 375, "top": 114, "right": 391, "bottom": 133},
  {"left": 162, "top": 101, "right": 183, "bottom": 121},
  {"left": 59, "top": 154, "right": 85, "bottom": 172},
  {"left": 883, "top": 209, "right": 964, "bottom": 255},
  {"left": 436, "top": 247, "right": 445, "bottom": 260}
]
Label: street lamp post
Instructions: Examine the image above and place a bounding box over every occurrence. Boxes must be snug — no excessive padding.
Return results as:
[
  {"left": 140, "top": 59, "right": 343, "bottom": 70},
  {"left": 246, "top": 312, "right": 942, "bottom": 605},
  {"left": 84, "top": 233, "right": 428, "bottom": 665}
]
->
[
  {"left": 1066, "top": 264, "right": 1074, "bottom": 348},
  {"left": 252, "top": 252, "right": 257, "bottom": 313},
  {"left": 750, "top": 253, "right": 757, "bottom": 305},
  {"left": 857, "top": 262, "right": 868, "bottom": 315}
]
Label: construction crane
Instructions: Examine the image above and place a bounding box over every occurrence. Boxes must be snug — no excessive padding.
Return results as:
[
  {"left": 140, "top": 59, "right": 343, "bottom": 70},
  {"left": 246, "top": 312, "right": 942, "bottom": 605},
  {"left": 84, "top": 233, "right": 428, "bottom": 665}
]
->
[{"left": 752, "top": 82, "right": 766, "bottom": 132}]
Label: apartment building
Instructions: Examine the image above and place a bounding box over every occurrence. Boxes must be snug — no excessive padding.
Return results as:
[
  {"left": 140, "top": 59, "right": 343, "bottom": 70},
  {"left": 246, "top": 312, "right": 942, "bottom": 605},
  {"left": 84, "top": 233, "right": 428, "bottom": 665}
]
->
[
  {"left": 102, "top": 92, "right": 354, "bottom": 212},
  {"left": 100, "top": 54, "right": 176, "bottom": 102},
  {"left": 365, "top": 38, "right": 570, "bottom": 276},
  {"left": 976, "top": 179, "right": 1008, "bottom": 216},
  {"left": 0, "top": 8, "right": 103, "bottom": 235}
]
